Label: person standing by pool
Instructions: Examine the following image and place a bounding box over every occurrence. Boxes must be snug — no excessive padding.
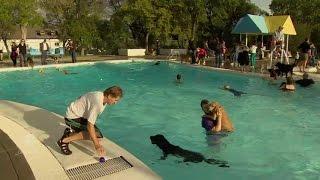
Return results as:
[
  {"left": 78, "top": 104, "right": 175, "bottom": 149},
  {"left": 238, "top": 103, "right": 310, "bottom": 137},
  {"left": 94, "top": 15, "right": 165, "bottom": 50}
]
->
[
  {"left": 57, "top": 86, "right": 123, "bottom": 156},
  {"left": 66, "top": 40, "right": 77, "bottom": 63},
  {"left": 298, "top": 38, "right": 311, "bottom": 72},
  {"left": 40, "top": 39, "right": 49, "bottom": 65},
  {"left": 249, "top": 42, "right": 257, "bottom": 71},
  {"left": 0, "top": 40, "right": 3, "bottom": 61},
  {"left": 200, "top": 100, "right": 234, "bottom": 133},
  {"left": 18, "top": 39, "right": 27, "bottom": 67},
  {"left": 10, "top": 42, "right": 18, "bottom": 67}
]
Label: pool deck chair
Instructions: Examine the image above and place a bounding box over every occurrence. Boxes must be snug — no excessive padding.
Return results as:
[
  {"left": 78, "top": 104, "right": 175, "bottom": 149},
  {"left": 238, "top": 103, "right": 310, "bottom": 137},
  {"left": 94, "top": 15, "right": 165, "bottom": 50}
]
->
[{"left": 0, "top": 100, "right": 161, "bottom": 180}]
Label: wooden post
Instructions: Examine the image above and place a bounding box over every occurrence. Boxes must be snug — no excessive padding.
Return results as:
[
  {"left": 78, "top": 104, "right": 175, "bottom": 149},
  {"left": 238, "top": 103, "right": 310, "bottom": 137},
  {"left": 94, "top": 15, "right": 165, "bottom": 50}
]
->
[{"left": 245, "top": 34, "right": 248, "bottom": 46}]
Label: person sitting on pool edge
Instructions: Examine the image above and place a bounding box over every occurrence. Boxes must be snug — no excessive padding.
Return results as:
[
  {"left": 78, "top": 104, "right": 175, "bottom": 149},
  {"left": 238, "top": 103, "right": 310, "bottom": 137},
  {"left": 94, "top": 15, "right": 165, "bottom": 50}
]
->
[
  {"left": 295, "top": 73, "right": 315, "bottom": 87},
  {"left": 200, "top": 99, "right": 234, "bottom": 133},
  {"left": 222, "top": 85, "right": 246, "bottom": 97},
  {"left": 279, "top": 76, "right": 295, "bottom": 91}
]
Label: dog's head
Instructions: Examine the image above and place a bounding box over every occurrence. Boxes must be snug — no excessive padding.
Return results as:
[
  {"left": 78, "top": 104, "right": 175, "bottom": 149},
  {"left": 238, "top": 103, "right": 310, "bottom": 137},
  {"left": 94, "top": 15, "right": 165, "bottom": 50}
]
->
[{"left": 150, "top": 134, "right": 170, "bottom": 148}]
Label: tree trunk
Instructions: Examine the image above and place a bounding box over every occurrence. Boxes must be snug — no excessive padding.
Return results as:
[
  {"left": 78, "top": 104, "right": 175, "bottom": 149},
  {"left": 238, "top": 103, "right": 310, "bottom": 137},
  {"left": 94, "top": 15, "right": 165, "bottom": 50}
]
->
[
  {"left": 1, "top": 35, "right": 10, "bottom": 53},
  {"left": 20, "top": 24, "right": 27, "bottom": 40},
  {"left": 145, "top": 32, "right": 149, "bottom": 52},
  {"left": 81, "top": 48, "right": 85, "bottom": 56},
  {"left": 191, "top": 20, "right": 197, "bottom": 41}
]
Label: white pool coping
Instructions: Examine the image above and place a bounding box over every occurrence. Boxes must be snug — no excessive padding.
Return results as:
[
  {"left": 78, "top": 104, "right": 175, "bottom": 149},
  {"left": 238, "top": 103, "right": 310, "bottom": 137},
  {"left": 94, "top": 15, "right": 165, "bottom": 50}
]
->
[
  {"left": 0, "top": 100, "right": 161, "bottom": 180},
  {"left": 0, "top": 58, "right": 319, "bottom": 79},
  {"left": 0, "top": 59, "right": 158, "bottom": 72}
]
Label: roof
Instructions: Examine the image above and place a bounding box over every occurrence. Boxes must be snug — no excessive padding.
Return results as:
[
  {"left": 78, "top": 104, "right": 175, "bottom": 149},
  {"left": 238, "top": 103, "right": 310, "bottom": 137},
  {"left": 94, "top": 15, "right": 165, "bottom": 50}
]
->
[
  {"left": 232, "top": 14, "right": 269, "bottom": 34},
  {"left": 232, "top": 14, "right": 297, "bottom": 35},
  {"left": 265, "top": 15, "right": 297, "bottom": 35},
  {"left": 9, "top": 26, "right": 59, "bottom": 39}
]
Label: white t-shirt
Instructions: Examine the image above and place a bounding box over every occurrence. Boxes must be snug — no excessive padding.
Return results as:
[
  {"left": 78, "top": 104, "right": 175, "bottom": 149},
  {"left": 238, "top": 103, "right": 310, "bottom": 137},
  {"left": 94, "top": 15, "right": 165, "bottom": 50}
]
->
[
  {"left": 275, "top": 30, "right": 284, "bottom": 42},
  {"left": 65, "top": 91, "right": 106, "bottom": 124},
  {"left": 250, "top": 45, "right": 257, "bottom": 53}
]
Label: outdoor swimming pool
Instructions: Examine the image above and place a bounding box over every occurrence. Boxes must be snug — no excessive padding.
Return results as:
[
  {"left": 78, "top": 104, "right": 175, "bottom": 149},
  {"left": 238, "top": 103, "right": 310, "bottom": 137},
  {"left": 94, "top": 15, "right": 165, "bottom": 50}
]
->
[{"left": 0, "top": 61, "right": 319, "bottom": 179}]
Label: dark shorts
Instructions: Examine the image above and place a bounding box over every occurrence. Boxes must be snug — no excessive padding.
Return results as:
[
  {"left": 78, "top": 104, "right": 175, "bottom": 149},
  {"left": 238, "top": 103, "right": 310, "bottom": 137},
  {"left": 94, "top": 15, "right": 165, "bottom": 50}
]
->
[
  {"left": 64, "top": 117, "right": 103, "bottom": 138},
  {"left": 0, "top": 50, "right": 3, "bottom": 53}
]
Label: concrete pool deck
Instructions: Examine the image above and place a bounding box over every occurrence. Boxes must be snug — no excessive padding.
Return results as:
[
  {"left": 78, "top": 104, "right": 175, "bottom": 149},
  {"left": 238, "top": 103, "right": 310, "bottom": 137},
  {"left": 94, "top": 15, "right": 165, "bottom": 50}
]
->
[{"left": 0, "top": 100, "right": 161, "bottom": 180}]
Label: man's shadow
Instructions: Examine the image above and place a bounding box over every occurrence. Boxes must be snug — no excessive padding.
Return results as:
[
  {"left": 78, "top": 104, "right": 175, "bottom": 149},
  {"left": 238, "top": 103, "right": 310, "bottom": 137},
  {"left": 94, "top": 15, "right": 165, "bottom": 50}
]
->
[
  {"left": 2, "top": 101, "right": 94, "bottom": 156},
  {"left": 23, "top": 109, "right": 94, "bottom": 156}
]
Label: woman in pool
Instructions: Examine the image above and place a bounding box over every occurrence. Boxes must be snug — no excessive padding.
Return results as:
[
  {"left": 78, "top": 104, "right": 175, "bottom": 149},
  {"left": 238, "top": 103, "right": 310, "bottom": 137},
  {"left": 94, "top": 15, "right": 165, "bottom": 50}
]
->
[
  {"left": 200, "top": 100, "right": 234, "bottom": 133},
  {"left": 279, "top": 76, "right": 295, "bottom": 91}
]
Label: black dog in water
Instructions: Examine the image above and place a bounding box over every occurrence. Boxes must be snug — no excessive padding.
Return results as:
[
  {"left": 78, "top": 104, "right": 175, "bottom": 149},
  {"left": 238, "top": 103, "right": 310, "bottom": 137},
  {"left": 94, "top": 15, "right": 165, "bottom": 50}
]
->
[
  {"left": 153, "top": 61, "right": 160, "bottom": 65},
  {"left": 150, "top": 134, "right": 229, "bottom": 167}
]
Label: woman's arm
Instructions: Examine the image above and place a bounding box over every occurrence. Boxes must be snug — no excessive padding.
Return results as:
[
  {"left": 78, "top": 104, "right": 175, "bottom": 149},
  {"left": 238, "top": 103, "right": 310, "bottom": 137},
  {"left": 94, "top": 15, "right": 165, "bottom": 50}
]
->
[{"left": 211, "top": 109, "right": 222, "bottom": 132}]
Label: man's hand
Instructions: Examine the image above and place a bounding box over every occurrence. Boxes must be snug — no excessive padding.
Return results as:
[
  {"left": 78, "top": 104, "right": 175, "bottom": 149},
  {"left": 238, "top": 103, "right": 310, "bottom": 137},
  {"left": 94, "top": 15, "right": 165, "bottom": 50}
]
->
[{"left": 95, "top": 145, "right": 106, "bottom": 156}]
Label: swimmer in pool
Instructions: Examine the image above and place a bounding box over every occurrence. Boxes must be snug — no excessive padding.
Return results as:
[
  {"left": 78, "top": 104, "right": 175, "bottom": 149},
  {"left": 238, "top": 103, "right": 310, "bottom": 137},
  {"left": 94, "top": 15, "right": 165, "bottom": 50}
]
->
[{"left": 222, "top": 85, "right": 246, "bottom": 97}]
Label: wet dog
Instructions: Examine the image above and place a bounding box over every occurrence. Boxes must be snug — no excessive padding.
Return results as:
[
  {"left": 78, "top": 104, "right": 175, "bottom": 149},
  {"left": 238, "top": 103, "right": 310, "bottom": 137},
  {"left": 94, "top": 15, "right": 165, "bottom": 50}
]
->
[
  {"left": 150, "top": 134, "right": 229, "bottom": 167},
  {"left": 275, "top": 62, "right": 295, "bottom": 77},
  {"left": 268, "top": 68, "right": 280, "bottom": 79},
  {"left": 153, "top": 61, "right": 160, "bottom": 65},
  {"left": 27, "top": 57, "right": 34, "bottom": 68}
]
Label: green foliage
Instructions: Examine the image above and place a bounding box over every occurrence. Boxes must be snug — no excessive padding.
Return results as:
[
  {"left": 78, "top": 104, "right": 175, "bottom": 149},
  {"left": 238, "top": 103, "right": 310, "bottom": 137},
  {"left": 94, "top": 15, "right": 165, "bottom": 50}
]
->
[
  {"left": 288, "top": 23, "right": 312, "bottom": 52},
  {"left": 0, "top": 1, "right": 15, "bottom": 32},
  {"left": 202, "top": 0, "right": 261, "bottom": 43},
  {"left": 11, "top": 0, "right": 42, "bottom": 26},
  {"left": 41, "top": 0, "right": 104, "bottom": 48},
  {"left": 112, "top": 0, "right": 173, "bottom": 48}
]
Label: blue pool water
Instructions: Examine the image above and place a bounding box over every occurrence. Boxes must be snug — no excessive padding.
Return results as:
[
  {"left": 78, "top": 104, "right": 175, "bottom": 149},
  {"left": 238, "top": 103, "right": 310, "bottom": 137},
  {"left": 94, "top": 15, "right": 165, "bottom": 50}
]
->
[{"left": 0, "top": 61, "right": 320, "bottom": 180}]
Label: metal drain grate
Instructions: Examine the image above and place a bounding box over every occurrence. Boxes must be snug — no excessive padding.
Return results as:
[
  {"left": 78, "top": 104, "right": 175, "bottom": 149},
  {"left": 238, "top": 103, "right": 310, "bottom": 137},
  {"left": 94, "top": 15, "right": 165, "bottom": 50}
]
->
[{"left": 66, "top": 156, "right": 133, "bottom": 180}]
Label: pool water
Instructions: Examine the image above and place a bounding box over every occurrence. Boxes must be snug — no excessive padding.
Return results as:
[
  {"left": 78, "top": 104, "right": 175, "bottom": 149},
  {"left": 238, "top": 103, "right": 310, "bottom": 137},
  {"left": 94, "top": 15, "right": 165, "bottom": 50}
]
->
[{"left": 0, "top": 61, "right": 320, "bottom": 180}]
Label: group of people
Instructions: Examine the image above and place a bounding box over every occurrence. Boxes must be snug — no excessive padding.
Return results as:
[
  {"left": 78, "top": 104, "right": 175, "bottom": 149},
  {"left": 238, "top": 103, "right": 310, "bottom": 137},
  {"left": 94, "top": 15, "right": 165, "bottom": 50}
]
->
[
  {"left": 9, "top": 39, "right": 29, "bottom": 67},
  {"left": 0, "top": 38, "right": 78, "bottom": 67},
  {"left": 188, "top": 38, "right": 227, "bottom": 67},
  {"left": 234, "top": 42, "right": 255, "bottom": 72}
]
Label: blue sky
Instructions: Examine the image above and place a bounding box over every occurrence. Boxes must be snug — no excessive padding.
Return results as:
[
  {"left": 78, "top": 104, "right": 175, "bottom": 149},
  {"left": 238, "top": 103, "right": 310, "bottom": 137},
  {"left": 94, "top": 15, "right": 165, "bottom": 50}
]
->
[{"left": 251, "top": 0, "right": 272, "bottom": 13}]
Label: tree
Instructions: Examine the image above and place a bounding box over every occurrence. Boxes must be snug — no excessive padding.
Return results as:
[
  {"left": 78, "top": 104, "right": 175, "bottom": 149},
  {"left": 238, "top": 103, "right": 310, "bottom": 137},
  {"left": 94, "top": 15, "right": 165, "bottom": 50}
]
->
[
  {"left": 203, "top": 0, "right": 262, "bottom": 45},
  {"left": 12, "top": 0, "right": 43, "bottom": 40},
  {"left": 113, "top": 0, "right": 173, "bottom": 50},
  {"left": 41, "top": 0, "right": 106, "bottom": 54},
  {"left": 0, "top": 1, "right": 15, "bottom": 52},
  {"left": 166, "top": 0, "right": 207, "bottom": 48}
]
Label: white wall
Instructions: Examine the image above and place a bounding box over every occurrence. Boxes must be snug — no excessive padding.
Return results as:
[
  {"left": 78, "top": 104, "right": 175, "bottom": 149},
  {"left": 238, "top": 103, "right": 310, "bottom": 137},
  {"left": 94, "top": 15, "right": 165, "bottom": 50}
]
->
[
  {"left": 0, "top": 39, "right": 63, "bottom": 53},
  {"left": 159, "top": 49, "right": 187, "bottom": 55},
  {"left": 118, "top": 49, "right": 146, "bottom": 56}
]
